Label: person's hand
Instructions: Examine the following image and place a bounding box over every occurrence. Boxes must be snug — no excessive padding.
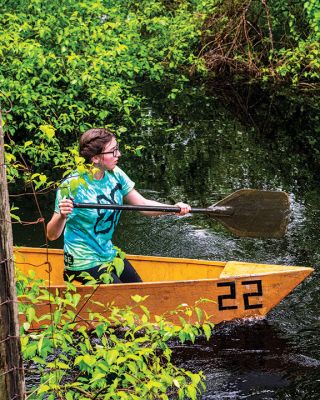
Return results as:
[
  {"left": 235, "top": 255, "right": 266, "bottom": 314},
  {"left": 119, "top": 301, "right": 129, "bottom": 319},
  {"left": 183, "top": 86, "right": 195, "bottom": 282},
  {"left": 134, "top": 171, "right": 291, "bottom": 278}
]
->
[
  {"left": 174, "top": 202, "right": 191, "bottom": 216},
  {"left": 59, "top": 198, "right": 74, "bottom": 219}
]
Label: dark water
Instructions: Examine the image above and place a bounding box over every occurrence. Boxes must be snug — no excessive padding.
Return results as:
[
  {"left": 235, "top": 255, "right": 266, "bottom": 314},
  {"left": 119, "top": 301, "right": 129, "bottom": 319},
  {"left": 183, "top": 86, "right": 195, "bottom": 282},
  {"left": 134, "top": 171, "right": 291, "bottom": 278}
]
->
[{"left": 12, "top": 85, "right": 320, "bottom": 399}]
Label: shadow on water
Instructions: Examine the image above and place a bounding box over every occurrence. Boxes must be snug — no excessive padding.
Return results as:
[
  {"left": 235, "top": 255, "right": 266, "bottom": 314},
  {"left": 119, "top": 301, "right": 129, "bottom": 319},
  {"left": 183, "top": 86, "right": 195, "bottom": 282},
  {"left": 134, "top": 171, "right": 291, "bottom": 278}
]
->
[{"left": 11, "top": 84, "right": 320, "bottom": 398}]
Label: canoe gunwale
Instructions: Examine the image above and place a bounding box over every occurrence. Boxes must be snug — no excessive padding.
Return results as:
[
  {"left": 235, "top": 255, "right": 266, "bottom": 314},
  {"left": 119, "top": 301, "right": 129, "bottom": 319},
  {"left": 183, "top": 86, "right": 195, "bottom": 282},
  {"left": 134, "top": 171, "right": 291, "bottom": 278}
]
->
[{"left": 29, "top": 266, "right": 314, "bottom": 290}]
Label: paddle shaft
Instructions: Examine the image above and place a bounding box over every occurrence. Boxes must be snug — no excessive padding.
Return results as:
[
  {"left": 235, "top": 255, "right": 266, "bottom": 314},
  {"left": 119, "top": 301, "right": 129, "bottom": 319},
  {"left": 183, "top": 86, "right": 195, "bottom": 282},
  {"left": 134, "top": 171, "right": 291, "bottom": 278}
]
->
[
  {"left": 73, "top": 202, "right": 234, "bottom": 216},
  {"left": 72, "top": 189, "right": 290, "bottom": 238}
]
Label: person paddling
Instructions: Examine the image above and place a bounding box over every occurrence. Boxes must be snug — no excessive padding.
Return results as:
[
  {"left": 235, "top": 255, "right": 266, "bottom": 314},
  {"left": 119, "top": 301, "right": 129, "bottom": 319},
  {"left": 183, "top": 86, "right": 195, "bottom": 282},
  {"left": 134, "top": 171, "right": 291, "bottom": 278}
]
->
[{"left": 47, "top": 128, "right": 191, "bottom": 284}]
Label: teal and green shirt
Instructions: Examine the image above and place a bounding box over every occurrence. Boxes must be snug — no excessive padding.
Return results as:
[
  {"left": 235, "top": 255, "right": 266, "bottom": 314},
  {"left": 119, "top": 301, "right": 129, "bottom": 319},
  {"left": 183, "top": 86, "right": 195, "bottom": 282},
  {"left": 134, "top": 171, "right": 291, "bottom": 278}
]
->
[{"left": 54, "top": 167, "right": 135, "bottom": 271}]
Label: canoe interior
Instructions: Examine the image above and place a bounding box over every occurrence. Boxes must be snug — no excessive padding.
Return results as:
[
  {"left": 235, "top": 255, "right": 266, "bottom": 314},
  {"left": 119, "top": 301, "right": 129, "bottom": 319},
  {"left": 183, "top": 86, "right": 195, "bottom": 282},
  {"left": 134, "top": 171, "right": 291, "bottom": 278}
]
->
[
  {"left": 14, "top": 246, "right": 312, "bottom": 284},
  {"left": 14, "top": 247, "right": 226, "bottom": 284}
]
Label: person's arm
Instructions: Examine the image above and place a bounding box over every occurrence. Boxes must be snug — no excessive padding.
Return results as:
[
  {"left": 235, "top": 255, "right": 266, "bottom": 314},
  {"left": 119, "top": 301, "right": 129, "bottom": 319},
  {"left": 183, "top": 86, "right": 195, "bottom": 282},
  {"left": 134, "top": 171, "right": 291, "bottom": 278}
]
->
[
  {"left": 124, "top": 189, "right": 190, "bottom": 216},
  {"left": 46, "top": 198, "right": 74, "bottom": 240}
]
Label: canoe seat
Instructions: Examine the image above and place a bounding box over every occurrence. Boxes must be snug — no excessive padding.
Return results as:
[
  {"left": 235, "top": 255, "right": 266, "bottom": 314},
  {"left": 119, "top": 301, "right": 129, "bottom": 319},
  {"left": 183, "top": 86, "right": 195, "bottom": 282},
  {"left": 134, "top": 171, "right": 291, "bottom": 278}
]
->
[{"left": 220, "top": 261, "right": 305, "bottom": 277}]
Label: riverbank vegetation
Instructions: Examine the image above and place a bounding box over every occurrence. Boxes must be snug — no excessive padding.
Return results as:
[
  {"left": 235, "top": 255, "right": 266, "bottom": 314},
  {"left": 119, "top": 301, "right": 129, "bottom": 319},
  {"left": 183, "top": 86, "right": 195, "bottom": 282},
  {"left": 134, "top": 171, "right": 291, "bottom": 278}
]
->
[
  {"left": 200, "top": 0, "right": 320, "bottom": 86},
  {"left": 17, "top": 269, "right": 213, "bottom": 399}
]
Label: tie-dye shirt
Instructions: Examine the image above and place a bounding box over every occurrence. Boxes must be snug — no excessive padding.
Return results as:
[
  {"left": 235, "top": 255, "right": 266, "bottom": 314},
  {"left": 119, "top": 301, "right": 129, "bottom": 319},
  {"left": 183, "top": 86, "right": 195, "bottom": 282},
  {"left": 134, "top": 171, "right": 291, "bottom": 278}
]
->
[{"left": 54, "top": 167, "right": 135, "bottom": 271}]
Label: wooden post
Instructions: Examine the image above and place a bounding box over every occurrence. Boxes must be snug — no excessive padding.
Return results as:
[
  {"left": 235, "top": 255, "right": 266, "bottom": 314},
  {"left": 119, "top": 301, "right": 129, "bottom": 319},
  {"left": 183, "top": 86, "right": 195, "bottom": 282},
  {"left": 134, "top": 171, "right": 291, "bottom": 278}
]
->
[{"left": 0, "top": 109, "right": 26, "bottom": 399}]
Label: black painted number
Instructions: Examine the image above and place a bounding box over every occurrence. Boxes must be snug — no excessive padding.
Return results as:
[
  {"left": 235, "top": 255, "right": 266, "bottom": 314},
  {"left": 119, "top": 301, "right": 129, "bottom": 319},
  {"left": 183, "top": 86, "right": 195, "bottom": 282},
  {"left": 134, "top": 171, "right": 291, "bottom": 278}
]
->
[
  {"left": 217, "top": 282, "right": 238, "bottom": 310},
  {"left": 241, "top": 280, "right": 263, "bottom": 310},
  {"left": 217, "top": 280, "right": 264, "bottom": 311}
]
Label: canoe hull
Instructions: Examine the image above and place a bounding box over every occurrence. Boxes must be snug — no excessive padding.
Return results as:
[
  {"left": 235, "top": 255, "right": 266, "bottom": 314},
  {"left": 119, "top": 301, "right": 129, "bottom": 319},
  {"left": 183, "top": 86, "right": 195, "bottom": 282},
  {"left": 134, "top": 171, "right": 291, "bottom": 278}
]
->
[{"left": 15, "top": 247, "right": 313, "bottom": 329}]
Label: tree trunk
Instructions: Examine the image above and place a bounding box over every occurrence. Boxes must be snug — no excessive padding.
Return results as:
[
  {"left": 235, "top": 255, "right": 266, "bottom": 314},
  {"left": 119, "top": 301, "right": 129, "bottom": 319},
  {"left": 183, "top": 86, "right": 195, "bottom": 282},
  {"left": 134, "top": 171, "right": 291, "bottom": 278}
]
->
[{"left": 0, "top": 110, "right": 26, "bottom": 399}]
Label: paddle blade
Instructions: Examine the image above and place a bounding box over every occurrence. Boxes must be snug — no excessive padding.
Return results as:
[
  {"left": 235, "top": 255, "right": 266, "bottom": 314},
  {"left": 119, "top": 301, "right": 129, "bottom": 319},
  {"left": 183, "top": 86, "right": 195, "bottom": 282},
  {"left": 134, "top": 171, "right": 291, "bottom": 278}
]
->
[{"left": 210, "top": 189, "right": 290, "bottom": 238}]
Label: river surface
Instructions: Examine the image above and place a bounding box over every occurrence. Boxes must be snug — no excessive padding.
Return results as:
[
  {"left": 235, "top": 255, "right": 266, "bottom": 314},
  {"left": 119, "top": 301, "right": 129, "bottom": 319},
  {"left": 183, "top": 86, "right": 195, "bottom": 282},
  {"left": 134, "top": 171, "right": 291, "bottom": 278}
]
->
[{"left": 12, "top": 85, "right": 320, "bottom": 399}]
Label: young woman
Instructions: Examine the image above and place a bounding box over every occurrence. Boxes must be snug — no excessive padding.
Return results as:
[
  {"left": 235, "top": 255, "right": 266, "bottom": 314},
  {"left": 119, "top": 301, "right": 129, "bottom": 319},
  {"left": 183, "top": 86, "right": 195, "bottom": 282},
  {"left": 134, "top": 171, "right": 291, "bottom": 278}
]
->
[{"left": 47, "top": 128, "right": 191, "bottom": 284}]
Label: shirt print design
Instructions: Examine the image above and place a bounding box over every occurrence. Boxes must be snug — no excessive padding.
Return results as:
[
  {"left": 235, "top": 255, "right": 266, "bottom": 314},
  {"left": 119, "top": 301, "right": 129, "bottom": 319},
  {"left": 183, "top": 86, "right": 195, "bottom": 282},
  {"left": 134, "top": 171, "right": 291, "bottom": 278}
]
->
[{"left": 94, "top": 183, "right": 122, "bottom": 235}]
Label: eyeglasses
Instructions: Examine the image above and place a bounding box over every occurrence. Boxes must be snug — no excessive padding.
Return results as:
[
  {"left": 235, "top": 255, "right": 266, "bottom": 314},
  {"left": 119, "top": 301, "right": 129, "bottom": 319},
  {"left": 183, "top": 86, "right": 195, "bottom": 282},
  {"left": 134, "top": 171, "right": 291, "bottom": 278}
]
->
[{"left": 100, "top": 145, "right": 120, "bottom": 157}]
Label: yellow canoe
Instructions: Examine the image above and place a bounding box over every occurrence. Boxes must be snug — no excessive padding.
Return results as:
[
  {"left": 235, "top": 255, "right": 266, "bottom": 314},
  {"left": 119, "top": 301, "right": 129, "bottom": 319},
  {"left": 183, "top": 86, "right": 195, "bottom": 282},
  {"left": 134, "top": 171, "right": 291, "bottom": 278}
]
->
[{"left": 15, "top": 247, "right": 313, "bottom": 328}]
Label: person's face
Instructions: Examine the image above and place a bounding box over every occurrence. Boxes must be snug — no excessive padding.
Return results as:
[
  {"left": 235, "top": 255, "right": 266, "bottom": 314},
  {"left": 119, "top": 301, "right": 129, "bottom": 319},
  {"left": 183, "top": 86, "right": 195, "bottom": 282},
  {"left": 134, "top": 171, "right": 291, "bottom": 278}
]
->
[{"left": 92, "top": 137, "right": 121, "bottom": 171}]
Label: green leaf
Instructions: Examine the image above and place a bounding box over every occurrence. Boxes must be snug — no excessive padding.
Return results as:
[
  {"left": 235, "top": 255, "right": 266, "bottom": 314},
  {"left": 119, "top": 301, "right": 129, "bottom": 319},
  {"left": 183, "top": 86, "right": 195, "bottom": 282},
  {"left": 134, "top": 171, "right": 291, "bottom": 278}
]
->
[
  {"left": 24, "top": 140, "right": 33, "bottom": 148},
  {"left": 187, "top": 385, "right": 197, "bottom": 400},
  {"left": 202, "top": 323, "right": 212, "bottom": 341},
  {"left": 56, "top": 361, "right": 70, "bottom": 370},
  {"left": 23, "top": 322, "right": 30, "bottom": 331},
  {"left": 173, "top": 378, "right": 180, "bottom": 388},
  {"left": 113, "top": 257, "right": 124, "bottom": 277},
  {"left": 131, "top": 294, "right": 149, "bottom": 303},
  {"left": 195, "top": 307, "right": 203, "bottom": 321},
  {"left": 65, "top": 392, "right": 74, "bottom": 400},
  {"left": 26, "top": 306, "right": 36, "bottom": 323},
  {"left": 107, "top": 349, "right": 119, "bottom": 366},
  {"left": 82, "top": 354, "right": 96, "bottom": 367}
]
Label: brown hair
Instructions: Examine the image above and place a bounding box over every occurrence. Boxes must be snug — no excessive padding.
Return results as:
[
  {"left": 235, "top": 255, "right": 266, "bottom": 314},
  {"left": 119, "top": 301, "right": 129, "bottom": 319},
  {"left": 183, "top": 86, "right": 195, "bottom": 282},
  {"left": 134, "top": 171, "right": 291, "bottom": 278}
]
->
[{"left": 79, "top": 128, "right": 115, "bottom": 163}]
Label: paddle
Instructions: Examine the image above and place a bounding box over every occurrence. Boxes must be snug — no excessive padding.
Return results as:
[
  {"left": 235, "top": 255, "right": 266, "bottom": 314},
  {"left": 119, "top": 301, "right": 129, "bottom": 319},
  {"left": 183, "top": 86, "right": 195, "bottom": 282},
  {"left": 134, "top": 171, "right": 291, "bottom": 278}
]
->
[{"left": 73, "top": 189, "right": 290, "bottom": 238}]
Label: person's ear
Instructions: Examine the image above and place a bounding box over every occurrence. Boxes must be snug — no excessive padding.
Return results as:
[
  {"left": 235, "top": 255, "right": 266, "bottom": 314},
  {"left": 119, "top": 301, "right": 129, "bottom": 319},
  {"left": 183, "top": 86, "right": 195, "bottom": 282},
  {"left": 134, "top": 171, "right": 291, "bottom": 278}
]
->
[{"left": 91, "top": 155, "right": 100, "bottom": 165}]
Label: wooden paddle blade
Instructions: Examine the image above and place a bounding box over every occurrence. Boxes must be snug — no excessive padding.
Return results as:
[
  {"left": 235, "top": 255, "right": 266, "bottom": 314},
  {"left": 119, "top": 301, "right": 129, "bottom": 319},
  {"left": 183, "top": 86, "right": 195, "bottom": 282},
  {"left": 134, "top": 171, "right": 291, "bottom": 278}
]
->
[{"left": 210, "top": 189, "right": 290, "bottom": 238}]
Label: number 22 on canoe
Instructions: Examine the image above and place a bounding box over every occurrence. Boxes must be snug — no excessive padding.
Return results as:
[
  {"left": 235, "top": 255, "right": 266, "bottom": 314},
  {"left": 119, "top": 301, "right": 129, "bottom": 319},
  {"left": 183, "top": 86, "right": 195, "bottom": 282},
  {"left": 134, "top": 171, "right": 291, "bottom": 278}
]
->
[{"left": 74, "top": 189, "right": 290, "bottom": 239}]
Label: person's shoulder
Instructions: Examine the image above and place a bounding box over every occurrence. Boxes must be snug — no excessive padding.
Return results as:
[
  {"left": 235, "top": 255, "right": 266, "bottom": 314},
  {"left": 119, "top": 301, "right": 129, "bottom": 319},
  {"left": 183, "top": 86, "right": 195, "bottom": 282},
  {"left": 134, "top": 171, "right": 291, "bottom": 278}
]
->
[
  {"left": 110, "top": 166, "right": 134, "bottom": 189},
  {"left": 112, "top": 166, "right": 127, "bottom": 177}
]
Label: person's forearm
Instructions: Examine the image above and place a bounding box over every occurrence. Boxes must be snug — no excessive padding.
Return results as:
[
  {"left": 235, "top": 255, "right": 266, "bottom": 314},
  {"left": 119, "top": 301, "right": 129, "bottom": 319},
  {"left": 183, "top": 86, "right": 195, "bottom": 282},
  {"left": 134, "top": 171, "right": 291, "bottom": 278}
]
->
[
  {"left": 137, "top": 198, "right": 173, "bottom": 216},
  {"left": 124, "top": 189, "right": 190, "bottom": 216},
  {"left": 46, "top": 213, "right": 67, "bottom": 240}
]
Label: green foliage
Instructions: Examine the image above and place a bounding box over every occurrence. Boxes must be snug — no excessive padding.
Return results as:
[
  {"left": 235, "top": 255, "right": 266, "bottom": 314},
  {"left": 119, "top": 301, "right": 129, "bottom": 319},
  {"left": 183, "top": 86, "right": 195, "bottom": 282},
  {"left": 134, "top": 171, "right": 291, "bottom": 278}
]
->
[
  {"left": 271, "top": 0, "right": 320, "bottom": 84},
  {"left": 304, "top": 0, "right": 320, "bottom": 39},
  {"left": 5, "top": 124, "right": 62, "bottom": 185},
  {"left": 0, "top": 0, "right": 214, "bottom": 197},
  {"left": 0, "top": 0, "right": 208, "bottom": 139},
  {"left": 17, "top": 268, "right": 214, "bottom": 399}
]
